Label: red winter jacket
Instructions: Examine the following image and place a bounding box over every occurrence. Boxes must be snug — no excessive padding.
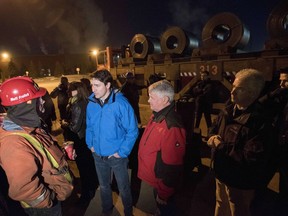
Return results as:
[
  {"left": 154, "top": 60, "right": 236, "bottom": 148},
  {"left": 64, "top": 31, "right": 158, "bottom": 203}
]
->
[{"left": 138, "top": 103, "right": 186, "bottom": 200}]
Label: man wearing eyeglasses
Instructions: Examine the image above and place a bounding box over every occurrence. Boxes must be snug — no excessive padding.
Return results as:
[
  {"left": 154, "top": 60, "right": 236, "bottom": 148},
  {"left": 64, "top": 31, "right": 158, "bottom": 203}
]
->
[{"left": 208, "top": 68, "right": 280, "bottom": 216}]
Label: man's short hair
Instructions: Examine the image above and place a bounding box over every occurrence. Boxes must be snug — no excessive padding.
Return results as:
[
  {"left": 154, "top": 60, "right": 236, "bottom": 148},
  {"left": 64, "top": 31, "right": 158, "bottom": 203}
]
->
[
  {"left": 235, "top": 68, "right": 265, "bottom": 97},
  {"left": 149, "top": 80, "right": 175, "bottom": 103},
  {"left": 90, "top": 69, "right": 113, "bottom": 86},
  {"left": 61, "top": 76, "right": 68, "bottom": 85},
  {"left": 280, "top": 67, "right": 288, "bottom": 75}
]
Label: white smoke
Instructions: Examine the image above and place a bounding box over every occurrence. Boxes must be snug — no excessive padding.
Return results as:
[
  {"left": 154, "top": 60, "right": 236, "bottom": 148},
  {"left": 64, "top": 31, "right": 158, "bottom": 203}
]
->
[
  {"left": 1, "top": 0, "right": 108, "bottom": 54},
  {"left": 51, "top": 0, "right": 109, "bottom": 54},
  {"left": 168, "top": 0, "right": 210, "bottom": 37}
]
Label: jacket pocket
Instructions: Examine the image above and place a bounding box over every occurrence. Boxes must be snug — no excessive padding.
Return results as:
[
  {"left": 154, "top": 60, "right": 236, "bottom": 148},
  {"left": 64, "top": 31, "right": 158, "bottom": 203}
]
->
[{"left": 44, "top": 168, "right": 74, "bottom": 201}]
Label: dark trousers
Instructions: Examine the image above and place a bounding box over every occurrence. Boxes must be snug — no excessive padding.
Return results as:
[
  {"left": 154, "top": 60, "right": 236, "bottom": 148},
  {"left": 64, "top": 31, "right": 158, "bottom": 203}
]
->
[
  {"left": 24, "top": 201, "right": 62, "bottom": 216},
  {"left": 195, "top": 110, "right": 212, "bottom": 129},
  {"left": 153, "top": 189, "right": 177, "bottom": 216},
  {"left": 69, "top": 131, "right": 99, "bottom": 198},
  {"left": 279, "top": 167, "right": 288, "bottom": 198},
  {"left": 129, "top": 128, "right": 143, "bottom": 206},
  {"left": 0, "top": 190, "right": 9, "bottom": 216}
]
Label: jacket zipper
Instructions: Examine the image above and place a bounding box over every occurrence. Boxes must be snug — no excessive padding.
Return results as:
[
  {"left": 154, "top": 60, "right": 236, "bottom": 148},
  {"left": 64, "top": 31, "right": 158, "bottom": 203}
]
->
[{"left": 144, "top": 123, "right": 156, "bottom": 145}]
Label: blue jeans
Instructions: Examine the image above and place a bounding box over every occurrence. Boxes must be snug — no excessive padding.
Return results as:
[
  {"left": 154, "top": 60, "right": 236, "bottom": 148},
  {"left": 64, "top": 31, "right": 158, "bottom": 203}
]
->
[
  {"left": 93, "top": 153, "right": 133, "bottom": 216},
  {"left": 23, "top": 200, "right": 62, "bottom": 216}
]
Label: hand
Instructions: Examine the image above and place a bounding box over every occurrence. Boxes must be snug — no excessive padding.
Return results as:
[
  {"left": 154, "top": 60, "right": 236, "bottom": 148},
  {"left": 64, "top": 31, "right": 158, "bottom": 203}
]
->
[
  {"left": 72, "top": 149, "right": 77, "bottom": 160},
  {"left": 91, "top": 147, "right": 95, "bottom": 152},
  {"left": 61, "top": 120, "right": 69, "bottom": 127},
  {"left": 156, "top": 195, "right": 167, "bottom": 205},
  {"left": 49, "top": 190, "right": 56, "bottom": 205},
  {"left": 112, "top": 152, "right": 121, "bottom": 158},
  {"left": 207, "top": 135, "right": 222, "bottom": 148}
]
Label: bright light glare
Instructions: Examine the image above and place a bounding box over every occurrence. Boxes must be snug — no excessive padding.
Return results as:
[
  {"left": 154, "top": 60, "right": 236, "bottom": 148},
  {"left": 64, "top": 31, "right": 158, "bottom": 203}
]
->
[
  {"left": 2, "top": 52, "right": 9, "bottom": 59},
  {"left": 91, "top": 50, "right": 98, "bottom": 56}
]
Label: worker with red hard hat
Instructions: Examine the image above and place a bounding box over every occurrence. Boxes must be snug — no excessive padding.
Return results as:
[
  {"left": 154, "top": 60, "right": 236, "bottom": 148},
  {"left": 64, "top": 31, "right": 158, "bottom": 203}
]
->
[
  {"left": 0, "top": 76, "right": 47, "bottom": 106},
  {"left": 0, "top": 76, "right": 73, "bottom": 216}
]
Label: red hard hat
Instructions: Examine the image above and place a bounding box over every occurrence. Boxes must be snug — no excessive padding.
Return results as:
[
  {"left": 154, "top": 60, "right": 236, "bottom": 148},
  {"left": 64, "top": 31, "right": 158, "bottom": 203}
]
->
[{"left": 0, "top": 76, "right": 46, "bottom": 106}]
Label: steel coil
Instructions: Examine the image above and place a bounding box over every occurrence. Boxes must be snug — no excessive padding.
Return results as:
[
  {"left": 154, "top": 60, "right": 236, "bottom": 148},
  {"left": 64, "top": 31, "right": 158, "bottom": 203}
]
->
[
  {"left": 130, "top": 34, "right": 161, "bottom": 59},
  {"left": 202, "top": 12, "right": 250, "bottom": 50},
  {"left": 266, "top": 1, "right": 288, "bottom": 38},
  {"left": 160, "top": 26, "right": 199, "bottom": 55}
]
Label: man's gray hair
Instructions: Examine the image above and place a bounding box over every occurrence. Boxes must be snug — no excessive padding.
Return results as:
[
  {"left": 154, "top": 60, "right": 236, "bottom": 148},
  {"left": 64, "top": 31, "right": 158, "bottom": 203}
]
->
[
  {"left": 235, "top": 68, "right": 265, "bottom": 96},
  {"left": 149, "top": 80, "right": 175, "bottom": 103}
]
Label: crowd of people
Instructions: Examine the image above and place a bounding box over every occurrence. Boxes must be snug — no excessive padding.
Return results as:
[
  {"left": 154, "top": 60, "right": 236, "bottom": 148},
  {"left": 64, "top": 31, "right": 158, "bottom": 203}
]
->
[{"left": 0, "top": 67, "right": 287, "bottom": 216}]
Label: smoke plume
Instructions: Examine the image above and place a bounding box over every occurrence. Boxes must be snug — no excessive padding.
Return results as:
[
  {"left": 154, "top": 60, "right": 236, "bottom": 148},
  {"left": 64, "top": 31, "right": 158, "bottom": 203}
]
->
[{"left": 0, "top": 0, "right": 108, "bottom": 54}]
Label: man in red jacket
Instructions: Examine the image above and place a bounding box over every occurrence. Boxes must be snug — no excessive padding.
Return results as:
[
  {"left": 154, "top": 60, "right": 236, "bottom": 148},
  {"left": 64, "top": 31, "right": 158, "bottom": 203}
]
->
[{"left": 137, "top": 80, "right": 186, "bottom": 216}]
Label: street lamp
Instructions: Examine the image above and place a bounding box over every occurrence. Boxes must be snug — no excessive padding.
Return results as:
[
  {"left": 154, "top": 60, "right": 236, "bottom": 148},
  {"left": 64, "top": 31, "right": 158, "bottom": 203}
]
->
[
  {"left": 92, "top": 50, "right": 98, "bottom": 56},
  {"left": 91, "top": 49, "right": 98, "bottom": 69},
  {"left": 1, "top": 52, "right": 10, "bottom": 60},
  {"left": 76, "top": 67, "right": 80, "bottom": 75},
  {"left": 1, "top": 52, "right": 11, "bottom": 81}
]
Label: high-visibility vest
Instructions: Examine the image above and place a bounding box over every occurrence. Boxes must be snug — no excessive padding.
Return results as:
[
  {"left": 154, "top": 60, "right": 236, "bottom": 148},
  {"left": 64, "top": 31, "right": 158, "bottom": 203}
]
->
[{"left": 7, "top": 132, "right": 73, "bottom": 208}]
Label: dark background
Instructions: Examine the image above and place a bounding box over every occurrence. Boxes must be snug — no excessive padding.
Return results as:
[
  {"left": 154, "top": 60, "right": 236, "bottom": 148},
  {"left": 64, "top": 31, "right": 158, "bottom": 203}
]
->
[{"left": 0, "top": 0, "right": 283, "bottom": 55}]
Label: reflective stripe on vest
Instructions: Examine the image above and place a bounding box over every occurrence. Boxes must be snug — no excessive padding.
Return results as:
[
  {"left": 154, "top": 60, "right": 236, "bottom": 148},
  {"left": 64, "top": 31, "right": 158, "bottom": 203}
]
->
[
  {"left": 11, "top": 132, "right": 73, "bottom": 183},
  {"left": 8, "top": 132, "right": 73, "bottom": 208},
  {"left": 21, "top": 189, "right": 47, "bottom": 208}
]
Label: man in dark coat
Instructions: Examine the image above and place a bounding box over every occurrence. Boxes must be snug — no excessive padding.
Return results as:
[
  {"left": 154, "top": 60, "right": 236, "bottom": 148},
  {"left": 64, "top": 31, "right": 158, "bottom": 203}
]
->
[
  {"left": 121, "top": 72, "right": 147, "bottom": 124},
  {"left": 207, "top": 69, "right": 280, "bottom": 216},
  {"left": 50, "top": 76, "right": 69, "bottom": 121},
  {"left": 193, "top": 71, "right": 214, "bottom": 129},
  {"left": 37, "top": 90, "right": 57, "bottom": 133}
]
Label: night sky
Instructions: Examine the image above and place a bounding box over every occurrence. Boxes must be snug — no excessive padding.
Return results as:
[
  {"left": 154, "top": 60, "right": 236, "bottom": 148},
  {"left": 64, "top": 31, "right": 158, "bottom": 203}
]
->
[{"left": 0, "top": 0, "right": 284, "bottom": 56}]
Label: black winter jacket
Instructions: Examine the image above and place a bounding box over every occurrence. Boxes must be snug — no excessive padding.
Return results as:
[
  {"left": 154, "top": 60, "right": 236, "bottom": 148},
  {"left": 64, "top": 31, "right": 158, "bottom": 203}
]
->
[
  {"left": 67, "top": 98, "right": 87, "bottom": 139},
  {"left": 211, "top": 100, "right": 280, "bottom": 189}
]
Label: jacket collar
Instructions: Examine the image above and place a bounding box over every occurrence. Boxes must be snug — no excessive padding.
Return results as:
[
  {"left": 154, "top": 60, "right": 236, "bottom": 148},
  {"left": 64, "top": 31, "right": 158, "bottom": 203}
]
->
[
  {"left": 152, "top": 101, "right": 175, "bottom": 123},
  {"left": 2, "top": 118, "right": 23, "bottom": 131},
  {"left": 2, "top": 117, "right": 39, "bottom": 134},
  {"left": 88, "top": 89, "right": 117, "bottom": 105}
]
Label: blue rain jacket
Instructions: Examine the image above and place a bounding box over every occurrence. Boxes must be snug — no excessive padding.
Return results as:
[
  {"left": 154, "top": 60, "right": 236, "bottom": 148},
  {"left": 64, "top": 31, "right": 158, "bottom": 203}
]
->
[{"left": 86, "top": 90, "right": 139, "bottom": 158}]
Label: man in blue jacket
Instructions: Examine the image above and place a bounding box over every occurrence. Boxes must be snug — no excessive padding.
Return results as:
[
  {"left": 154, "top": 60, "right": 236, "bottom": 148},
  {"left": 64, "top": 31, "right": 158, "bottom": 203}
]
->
[{"left": 86, "top": 69, "right": 139, "bottom": 216}]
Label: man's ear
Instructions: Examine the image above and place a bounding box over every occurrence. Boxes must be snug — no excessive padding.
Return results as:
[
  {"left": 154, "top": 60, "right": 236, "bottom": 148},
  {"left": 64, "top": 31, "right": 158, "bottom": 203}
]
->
[
  {"left": 106, "top": 82, "right": 111, "bottom": 89},
  {"left": 27, "top": 100, "right": 32, "bottom": 104},
  {"left": 163, "top": 96, "right": 170, "bottom": 104}
]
